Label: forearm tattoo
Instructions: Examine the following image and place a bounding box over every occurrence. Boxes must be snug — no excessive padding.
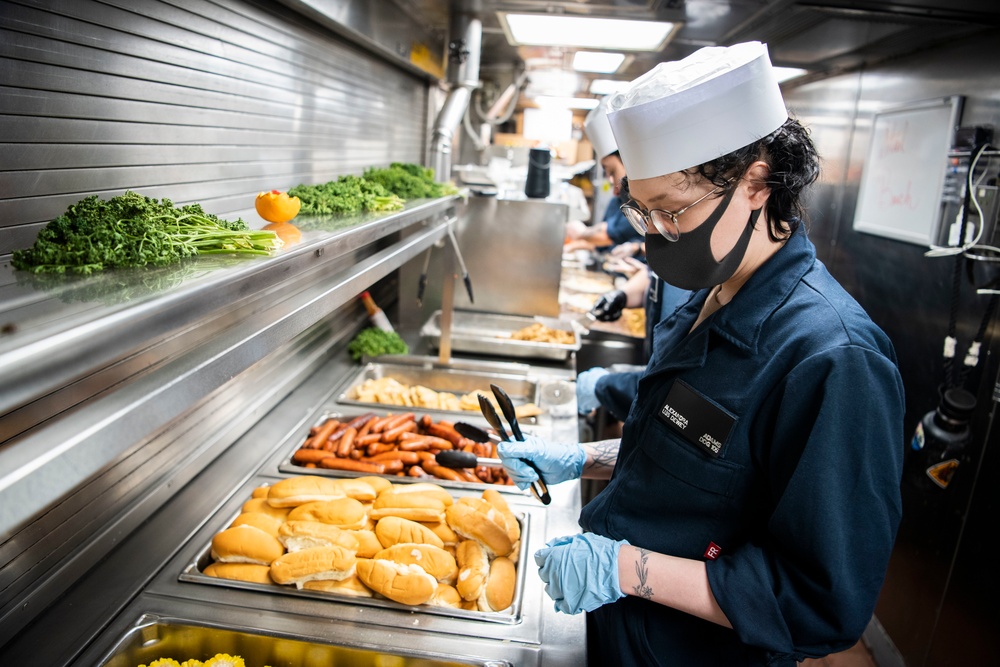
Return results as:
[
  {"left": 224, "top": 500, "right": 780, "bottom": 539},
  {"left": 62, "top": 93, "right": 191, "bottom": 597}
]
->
[
  {"left": 632, "top": 548, "right": 654, "bottom": 599},
  {"left": 586, "top": 439, "right": 619, "bottom": 472}
]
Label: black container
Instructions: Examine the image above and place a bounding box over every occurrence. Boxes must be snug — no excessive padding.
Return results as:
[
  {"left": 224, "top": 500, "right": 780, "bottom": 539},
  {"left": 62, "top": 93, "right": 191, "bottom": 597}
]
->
[
  {"left": 907, "top": 386, "right": 977, "bottom": 492},
  {"left": 524, "top": 147, "right": 551, "bottom": 199}
]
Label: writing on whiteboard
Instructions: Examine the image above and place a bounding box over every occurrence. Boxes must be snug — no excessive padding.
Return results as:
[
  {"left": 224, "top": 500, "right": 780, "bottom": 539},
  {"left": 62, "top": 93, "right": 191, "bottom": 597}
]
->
[
  {"left": 878, "top": 177, "right": 916, "bottom": 210},
  {"left": 879, "top": 121, "right": 908, "bottom": 158}
]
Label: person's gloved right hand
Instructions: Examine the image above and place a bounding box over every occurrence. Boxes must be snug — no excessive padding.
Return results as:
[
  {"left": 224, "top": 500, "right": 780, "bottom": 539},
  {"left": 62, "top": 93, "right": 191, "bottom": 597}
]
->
[
  {"left": 497, "top": 435, "right": 586, "bottom": 490},
  {"left": 591, "top": 290, "right": 627, "bottom": 322},
  {"left": 576, "top": 367, "right": 609, "bottom": 415}
]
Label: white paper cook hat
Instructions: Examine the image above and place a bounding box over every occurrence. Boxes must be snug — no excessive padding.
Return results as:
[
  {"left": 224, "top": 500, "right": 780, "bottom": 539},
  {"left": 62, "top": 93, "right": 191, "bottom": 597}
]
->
[
  {"left": 607, "top": 41, "right": 788, "bottom": 180},
  {"left": 583, "top": 96, "right": 618, "bottom": 160}
]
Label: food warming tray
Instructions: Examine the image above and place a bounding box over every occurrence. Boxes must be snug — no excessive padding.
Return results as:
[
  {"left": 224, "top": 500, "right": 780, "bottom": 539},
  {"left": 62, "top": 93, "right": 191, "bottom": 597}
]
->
[
  {"left": 420, "top": 310, "right": 580, "bottom": 361},
  {"left": 94, "top": 613, "right": 508, "bottom": 667},
  {"left": 276, "top": 408, "right": 532, "bottom": 496},
  {"left": 179, "top": 507, "right": 529, "bottom": 626},
  {"left": 335, "top": 358, "right": 543, "bottom": 419}
]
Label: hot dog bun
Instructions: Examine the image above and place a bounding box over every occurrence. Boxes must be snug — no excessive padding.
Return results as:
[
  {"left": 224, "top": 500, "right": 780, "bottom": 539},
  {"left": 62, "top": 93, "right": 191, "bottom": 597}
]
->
[
  {"left": 445, "top": 498, "right": 513, "bottom": 558},
  {"left": 375, "top": 543, "right": 458, "bottom": 583},
  {"left": 482, "top": 489, "right": 521, "bottom": 544},
  {"left": 230, "top": 511, "right": 284, "bottom": 538},
  {"left": 481, "top": 556, "right": 516, "bottom": 612},
  {"left": 240, "top": 497, "right": 290, "bottom": 521},
  {"left": 356, "top": 475, "right": 393, "bottom": 494},
  {"left": 386, "top": 482, "right": 454, "bottom": 506},
  {"left": 348, "top": 529, "right": 384, "bottom": 558},
  {"left": 427, "top": 583, "right": 463, "bottom": 608},
  {"left": 370, "top": 491, "right": 447, "bottom": 523},
  {"left": 303, "top": 573, "right": 373, "bottom": 597},
  {"left": 267, "top": 476, "right": 378, "bottom": 507},
  {"left": 211, "top": 525, "right": 285, "bottom": 565},
  {"left": 286, "top": 497, "right": 368, "bottom": 529},
  {"left": 269, "top": 545, "right": 356, "bottom": 588},
  {"left": 418, "top": 521, "right": 460, "bottom": 547},
  {"left": 374, "top": 516, "right": 445, "bottom": 549},
  {"left": 204, "top": 562, "right": 274, "bottom": 585},
  {"left": 278, "top": 521, "right": 360, "bottom": 553},
  {"left": 455, "top": 539, "right": 490, "bottom": 602},
  {"left": 355, "top": 558, "right": 437, "bottom": 606}
]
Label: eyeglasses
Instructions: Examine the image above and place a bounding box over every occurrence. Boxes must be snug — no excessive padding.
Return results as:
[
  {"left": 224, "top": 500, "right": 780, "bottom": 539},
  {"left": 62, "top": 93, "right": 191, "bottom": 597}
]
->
[{"left": 620, "top": 185, "right": 729, "bottom": 242}]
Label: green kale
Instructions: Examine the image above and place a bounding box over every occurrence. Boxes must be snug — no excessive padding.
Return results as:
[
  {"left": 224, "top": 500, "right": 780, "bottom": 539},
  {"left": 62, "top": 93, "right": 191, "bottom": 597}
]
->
[
  {"left": 347, "top": 327, "right": 409, "bottom": 361},
  {"left": 11, "top": 191, "right": 282, "bottom": 275},
  {"left": 363, "top": 163, "right": 446, "bottom": 200},
  {"left": 289, "top": 175, "right": 404, "bottom": 215}
]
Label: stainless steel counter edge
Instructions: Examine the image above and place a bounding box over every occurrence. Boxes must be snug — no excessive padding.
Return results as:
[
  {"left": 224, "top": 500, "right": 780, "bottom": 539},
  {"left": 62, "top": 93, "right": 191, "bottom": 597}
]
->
[
  {"left": 0, "top": 196, "right": 460, "bottom": 419},
  {"left": 0, "top": 345, "right": 586, "bottom": 666}
]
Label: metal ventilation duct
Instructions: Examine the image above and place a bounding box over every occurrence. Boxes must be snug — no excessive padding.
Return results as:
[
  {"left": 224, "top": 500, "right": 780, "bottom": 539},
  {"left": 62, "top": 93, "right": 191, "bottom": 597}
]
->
[{"left": 430, "top": 2, "right": 483, "bottom": 182}]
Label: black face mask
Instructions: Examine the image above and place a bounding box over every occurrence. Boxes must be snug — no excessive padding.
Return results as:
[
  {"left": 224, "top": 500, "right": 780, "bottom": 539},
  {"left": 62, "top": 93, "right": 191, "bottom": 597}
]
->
[{"left": 644, "top": 188, "right": 762, "bottom": 291}]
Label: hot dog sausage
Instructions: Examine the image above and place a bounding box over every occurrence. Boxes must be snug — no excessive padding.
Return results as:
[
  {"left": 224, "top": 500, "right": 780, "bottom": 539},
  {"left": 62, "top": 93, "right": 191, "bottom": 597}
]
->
[{"left": 318, "top": 457, "right": 386, "bottom": 474}]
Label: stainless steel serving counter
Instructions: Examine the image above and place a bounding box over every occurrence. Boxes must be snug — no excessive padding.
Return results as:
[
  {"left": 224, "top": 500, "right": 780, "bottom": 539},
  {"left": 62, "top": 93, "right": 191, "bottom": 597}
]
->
[{"left": 0, "top": 191, "right": 587, "bottom": 665}]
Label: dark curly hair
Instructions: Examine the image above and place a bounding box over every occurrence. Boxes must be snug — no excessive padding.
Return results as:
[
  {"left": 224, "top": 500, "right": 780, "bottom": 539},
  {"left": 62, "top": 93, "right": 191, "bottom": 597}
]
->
[{"left": 694, "top": 117, "right": 820, "bottom": 242}]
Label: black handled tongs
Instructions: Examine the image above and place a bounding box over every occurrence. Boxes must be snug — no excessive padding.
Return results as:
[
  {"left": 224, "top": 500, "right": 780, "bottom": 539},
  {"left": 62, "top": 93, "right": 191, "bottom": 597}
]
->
[
  {"left": 446, "top": 222, "right": 475, "bottom": 304},
  {"left": 478, "top": 389, "right": 551, "bottom": 505}
]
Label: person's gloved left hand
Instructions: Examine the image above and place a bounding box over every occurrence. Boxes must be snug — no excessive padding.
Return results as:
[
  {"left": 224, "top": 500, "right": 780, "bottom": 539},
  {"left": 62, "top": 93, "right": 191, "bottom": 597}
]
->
[
  {"left": 535, "top": 533, "right": 629, "bottom": 614},
  {"left": 576, "top": 367, "right": 609, "bottom": 415}
]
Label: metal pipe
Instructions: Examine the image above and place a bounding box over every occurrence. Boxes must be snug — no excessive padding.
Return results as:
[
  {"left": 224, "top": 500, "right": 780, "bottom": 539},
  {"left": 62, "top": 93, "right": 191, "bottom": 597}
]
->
[{"left": 430, "top": 3, "right": 482, "bottom": 182}]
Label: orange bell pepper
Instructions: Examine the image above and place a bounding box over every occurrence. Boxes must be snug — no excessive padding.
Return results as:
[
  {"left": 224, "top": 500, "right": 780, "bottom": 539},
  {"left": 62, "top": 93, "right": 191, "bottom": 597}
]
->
[{"left": 255, "top": 190, "right": 301, "bottom": 223}]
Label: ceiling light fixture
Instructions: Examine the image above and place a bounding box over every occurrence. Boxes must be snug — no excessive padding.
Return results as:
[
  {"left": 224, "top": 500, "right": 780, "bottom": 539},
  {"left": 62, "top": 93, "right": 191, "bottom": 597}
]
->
[
  {"left": 573, "top": 51, "right": 626, "bottom": 74},
  {"left": 500, "top": 13, "right": 678, "bottom": 51}
]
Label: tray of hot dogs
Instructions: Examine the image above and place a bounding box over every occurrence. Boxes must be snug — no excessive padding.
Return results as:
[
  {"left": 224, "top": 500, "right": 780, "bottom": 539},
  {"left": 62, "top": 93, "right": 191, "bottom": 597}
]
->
[
  {"left": 278, "top": 409, "right": 526, "bottom": 492},
  {"left": 179, "top": 476, "right": 527, "bottom": 624}
]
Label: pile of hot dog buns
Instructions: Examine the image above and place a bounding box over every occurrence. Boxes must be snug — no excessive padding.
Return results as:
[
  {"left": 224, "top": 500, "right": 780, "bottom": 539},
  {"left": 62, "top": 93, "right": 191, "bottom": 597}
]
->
[
  {"left": 350, "top": 378, "right": 543, "bottom": 418},
  {"left": 205, "top": 476, "right": 519, "bottom": 613},
  {"left": 291, "top": 412, "right": 512, "bottom": 485}
]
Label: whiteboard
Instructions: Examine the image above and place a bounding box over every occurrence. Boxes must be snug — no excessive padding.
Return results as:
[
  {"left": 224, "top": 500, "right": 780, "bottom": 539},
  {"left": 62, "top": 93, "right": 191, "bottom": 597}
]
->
[{"left": 853, "top": 96, "right": 963, "bottom": 245}]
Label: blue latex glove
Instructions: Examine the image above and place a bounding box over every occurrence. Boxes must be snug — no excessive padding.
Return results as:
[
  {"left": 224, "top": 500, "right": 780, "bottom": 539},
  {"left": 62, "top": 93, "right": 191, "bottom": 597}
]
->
[
  {"left": 535, "top": 533, "right": 629, "bottom": 614},
  {"left": 496, "top": 435, "right": 586, "bottom": 490},
  {"left": 576, "top": 367, "right": 610, "bottom": 415}
]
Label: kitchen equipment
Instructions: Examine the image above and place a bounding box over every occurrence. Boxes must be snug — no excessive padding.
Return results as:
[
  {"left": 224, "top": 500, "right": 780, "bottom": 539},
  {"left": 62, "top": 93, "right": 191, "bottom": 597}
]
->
[
  {"left": 436, "top": 449, "right": 502, "bottom": 469},
  {"left": 478, "top": 393, "right": 550, "bottom": 505},
  {"left": 454, "top": 421, "right": 499, "bottom": 443},
  {"left": 490, "top": 383, "right": 524, "bottom": 440},
  {"left": 421, "top": 310, "right": 581, "bottom": 361},
  {"left": 524, "top": 147, "right": 551, "bottom": 199}
]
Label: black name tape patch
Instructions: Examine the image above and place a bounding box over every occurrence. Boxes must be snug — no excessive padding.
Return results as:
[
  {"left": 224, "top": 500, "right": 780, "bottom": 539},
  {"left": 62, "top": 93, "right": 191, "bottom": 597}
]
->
[{"left": 657, "top": 380, "right": 737, "bottom": 458}]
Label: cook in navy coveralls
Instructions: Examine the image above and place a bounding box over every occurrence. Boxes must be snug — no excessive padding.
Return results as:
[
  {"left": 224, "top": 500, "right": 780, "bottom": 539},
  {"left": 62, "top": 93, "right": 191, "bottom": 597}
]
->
[{"left": 499, "top": 41, "right": 904, "bottom": 666}]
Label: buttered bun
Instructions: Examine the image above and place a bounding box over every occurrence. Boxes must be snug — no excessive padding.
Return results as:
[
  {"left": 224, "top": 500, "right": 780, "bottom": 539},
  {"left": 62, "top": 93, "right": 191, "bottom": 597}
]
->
[
  {"left": 278, "top": 521, "right": 360, "bottom": 553},
  {"left": 375, "top": 543, "right": 457, "bottom": 583},
  {"left": 446, "top": 498, "right": 513, "bottom": 558},
  {"left": 287, "top": 497, "right": 368, "bottom": 529},
  {"left": 211, "top": 525, "right": 284, "bottom": 565},
  {"left": 481, "top": 556, "right": 516, "bottom": 612},
  {"left": 355, "top": 558, "right": 437, "bottom": 606},
  {"left": 269, "top": 545, "right": 356, "bottom": 588},
  {"left": 375, "top": 516, "right": 445, "bottom": 549},
  {"left": 204, "top": 562, "right": 274, "bottom": 585},
  {"left": 455, "top": 539, "right": 490, "bottom": 602}
]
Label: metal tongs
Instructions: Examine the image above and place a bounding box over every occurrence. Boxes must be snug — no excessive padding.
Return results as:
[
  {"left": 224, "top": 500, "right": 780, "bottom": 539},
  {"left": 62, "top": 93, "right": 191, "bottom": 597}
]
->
[
  {"left": 476, "top": 385, "right": 551, "bottom": 505},
  {"left": 416, "top": 217, "right": 474, "bottom": 306}
]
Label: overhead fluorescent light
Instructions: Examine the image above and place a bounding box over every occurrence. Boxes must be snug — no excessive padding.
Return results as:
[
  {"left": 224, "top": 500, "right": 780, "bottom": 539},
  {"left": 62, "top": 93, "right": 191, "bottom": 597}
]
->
[
  {"left": 500, "top": 13, "right": 677, "bottom": 51},
  {"left": 773, "top": 66, "right": 808, "bottom": 83},
  {"left": 534, "top": 96, "right": 601, "bottom": 110},
  {"left": 573, "top": 51, "right": 626, "bottom": 74},
  {"left": 589, "top": 79, "right": 631, "bottom": 96}
]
